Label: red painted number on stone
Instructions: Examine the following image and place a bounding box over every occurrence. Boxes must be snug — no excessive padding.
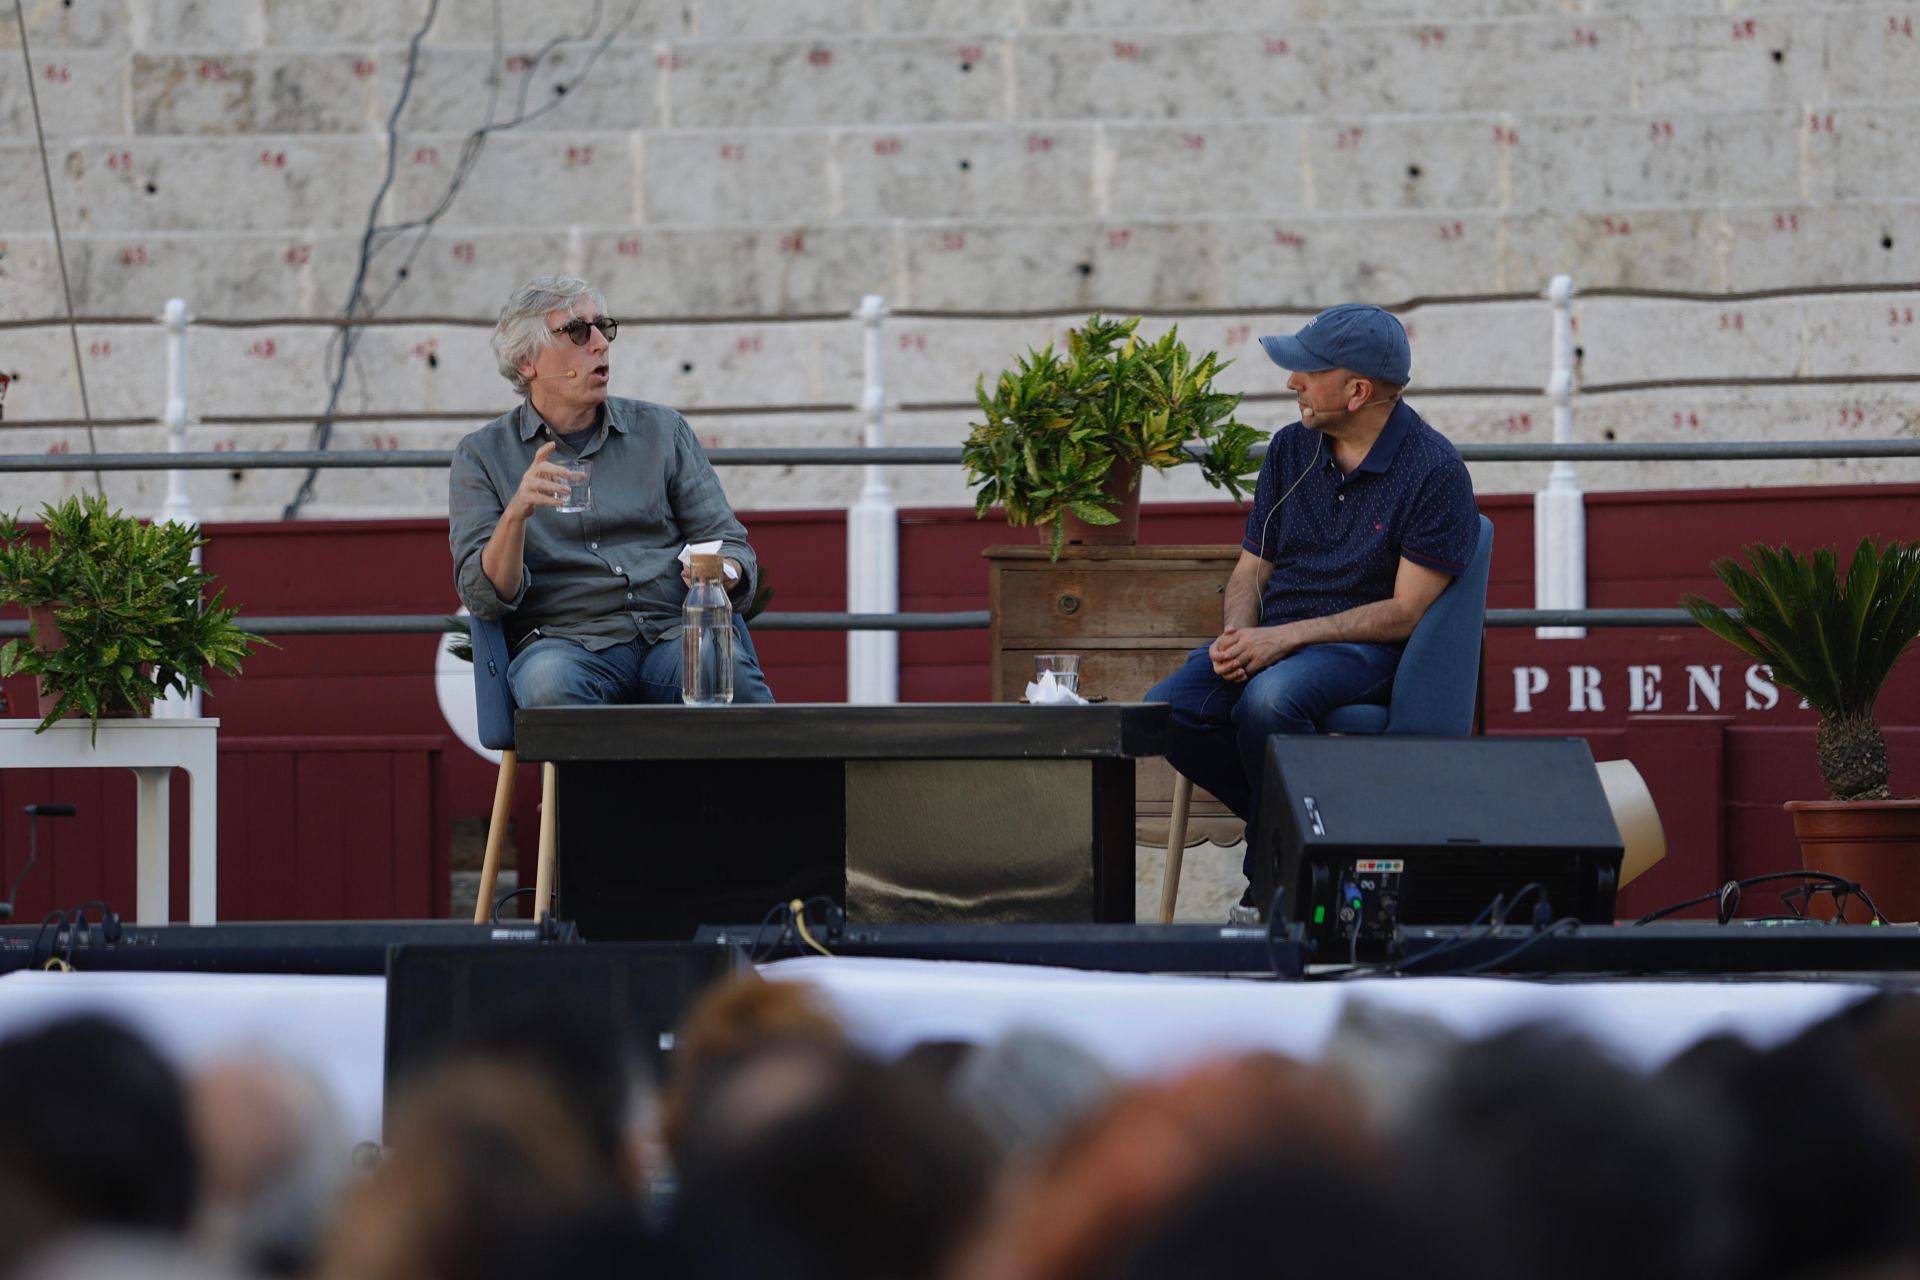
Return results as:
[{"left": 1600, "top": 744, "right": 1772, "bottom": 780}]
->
[
  {"left": 1602, "top": 216, "right": 1632, "bottom": 236},
  {"left": 88, "top": 341, "right": 112, "bottom": 359},
  {"left": 352, "top": 58, "right": 378, "bottom": 77},
  {"left": 873, "top": 138, "right": 901, "bottom": 156},
  {"left": 1809, "top": 113, "right": 1836, "bottom": 135},
  {"left": 1839, "top": 407, "right": 1867, "bottom": 428},
  {"left": 106, "top": 151, "right": 134, "bottom": 171},
  {"left": 1273, "top": 228, "right": 1302, "bottom": 247},
  {"left": 451, "top": 242, "right": 476, "bottom": 264},
  {"left": 1336, "top": 127, "right": 1364, "bottom": 149},
  {"left": 1439, "top": 221, "right": 1465, "bottom": 241},
  {"left": 413, "top": 146, "right": 439, "bottom": 165},
  {"left": 1893, "top": 16, "right": 1915, "bottom": 37},
  {"left": 211, "top": 439, "right": 239, "bottom": 453},
  {"left": 1027, "top": 134, "right": 1054, "bottom": 153},
  {"left": 958, "top": 45, "right": 984, "bottom": 62},
  {"left": 616, "top": 237, "right": 642, "bottom": 257},
  {"left": 898, "top": 333, "right": 927, "bottom": 352},
  {"left": 1649, "top": 121, "right": 1675, "bottom": 140},
  {"left": 941, "top": 232, "right": 966, "bottom": 251},
  {"left": 47, "top": 441, "right": 71, "bottom": 455},
  {"left": 655, "top": 52, "right": 684, "bottom": 70},
  {"left": 413, "top": 339, "right": 438, "bottom": 360},
  {"left": 370, "top": 435, "right": 402, "bottom": 451},
  {"left": 1773, "top": 213, "right": 1800, "bottom": 232},
  {"left": 1111, "top": 41, "right": 1138, "bottom": 58},
  {"left": 1180, "top": 133, "right": 1205, "bottom": 150},
  {"left": 1506, "top": 414, "right": 1534, "bottom": 434},
  {"left": 1572, "top": 27, "right": 1600, "bottom": 47},
  {"left": 259, "top": 150, "right": 287, "bottom": 169},
  {"left": 505, "top": 55, "right": 532, "bottom": 72},
  {"left": 735, "top": 335, "right": 762, "bottom": 355},
  {"left": 1719, "top": 312, "right": 1744, "bottom": 330},
  {"left": 43, "top": 65, "right": 71, "bottom": 83},
  {"left": 1264, "top": 38, "right": 1290, "bottom": 55},
  {"left": 197, "top": 60, "right": 230, "bottom": 81},
  {"left": 566, "top": 145, "right": 593, "bottom": 166},
  {"left": 779, "top": 233, "right": 805, "bottom": 254},
  {"left": 1731, "top": 19, "right": 1758, "bottom": 40},
  {"left": 1892, "top": 307, "right": 1917, "bottom": 326},
  {"left": 1416, "top": 27, "right": 1446, "bottom": 48},
  {"left": 1107, "top": 229, "right": 1132, "bottom": 249},
  {"left": 246, "top": 339, "right": 277, "bottom": 359},
  {"left": 285, "top": 244, "right": 311, "bottom": 266},
  {"left": 1492, "top": 125, "right": 1519, "bottom": 146},
  {"left": 1222, "top": 324, "right": 1251, "bottom": 345},
  {"left": 720, "top": 144, "right": 745, "bottom": 161},
  {"left": 120, "top": 246, "right": 147, "bottom": 267},
  {"left": 807, "top": 48, "right": 832, "bottom": 67},
  {"left": 1672, "top": 411, "right": 1702, "bottom": 430}
]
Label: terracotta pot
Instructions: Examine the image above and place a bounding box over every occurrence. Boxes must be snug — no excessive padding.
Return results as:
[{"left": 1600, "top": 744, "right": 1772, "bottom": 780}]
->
[
  {"left": 24, "top": 603, "right": 148, "bottom": 721},
  {"left": 1054, "top": 458, "right": 1142, "bottom": 547},
  {"left": 1785, "top": 798, "right": 1920, "bottom": 923}
]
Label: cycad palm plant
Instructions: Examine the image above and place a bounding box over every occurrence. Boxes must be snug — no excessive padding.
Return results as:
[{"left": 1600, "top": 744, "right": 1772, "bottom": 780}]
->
[{"left": 1683, "top": 537, "right": 1920, "bottom": 800}]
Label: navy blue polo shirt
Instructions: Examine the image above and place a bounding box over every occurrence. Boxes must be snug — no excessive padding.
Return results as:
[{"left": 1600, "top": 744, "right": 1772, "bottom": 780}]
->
[{"left": 1240, "top": 400, "right": 1479, "bottom": 627}]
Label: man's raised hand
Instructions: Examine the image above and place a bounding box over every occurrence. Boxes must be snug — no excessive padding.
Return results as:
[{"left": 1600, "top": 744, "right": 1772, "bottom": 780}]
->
[{"left": 511, "top": 441, "right": 577, "bottom": 518}]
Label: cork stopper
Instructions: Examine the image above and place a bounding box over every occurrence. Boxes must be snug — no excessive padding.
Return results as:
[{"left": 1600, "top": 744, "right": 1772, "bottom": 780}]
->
[{"left": 690, "top": 553, "right": 725, "bottom": 581}]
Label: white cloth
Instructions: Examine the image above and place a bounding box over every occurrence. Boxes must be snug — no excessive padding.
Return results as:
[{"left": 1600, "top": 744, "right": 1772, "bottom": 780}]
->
[
  {"left": 678, "top": 540, "right": 740, "bottom": 581},
  {"left": 1024, "top": 671, "right": 1089, "bottom": 704}
]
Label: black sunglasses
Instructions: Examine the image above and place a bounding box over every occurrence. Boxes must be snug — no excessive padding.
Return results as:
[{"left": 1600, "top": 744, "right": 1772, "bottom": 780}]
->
[{"left": 552, "top": 316, "right": 618, "bottom": 345}]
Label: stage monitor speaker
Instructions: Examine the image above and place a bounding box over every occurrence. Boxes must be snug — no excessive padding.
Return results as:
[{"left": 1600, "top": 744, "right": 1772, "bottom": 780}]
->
[
  {"left": 383, "top": 942, "right": 753, "bottom": 1134},
  {"left": 1250, "top": 736, "right": 1623, "bottom": 958}
]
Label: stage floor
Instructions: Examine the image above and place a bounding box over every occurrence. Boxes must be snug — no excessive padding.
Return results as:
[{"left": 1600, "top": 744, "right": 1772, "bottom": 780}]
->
[{"left": 0, "top": 960, "right": 1884, "bottom": 1150}]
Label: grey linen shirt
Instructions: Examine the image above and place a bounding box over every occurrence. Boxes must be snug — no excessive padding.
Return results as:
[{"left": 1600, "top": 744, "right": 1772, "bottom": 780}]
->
[{"left": 450, "top": 397, "right": 757, "bottom": 652}]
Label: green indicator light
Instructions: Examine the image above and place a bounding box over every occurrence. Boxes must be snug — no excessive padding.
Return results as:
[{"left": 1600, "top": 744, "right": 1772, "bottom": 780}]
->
[{"left": 1313, "top": 905, "right": 1326, "bottom": 924}]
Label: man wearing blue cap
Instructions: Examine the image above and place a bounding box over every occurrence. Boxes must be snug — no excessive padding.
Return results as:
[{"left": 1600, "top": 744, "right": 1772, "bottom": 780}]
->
[{"left": 1146, "top": 304, "right": 1481, "bottom": 921}]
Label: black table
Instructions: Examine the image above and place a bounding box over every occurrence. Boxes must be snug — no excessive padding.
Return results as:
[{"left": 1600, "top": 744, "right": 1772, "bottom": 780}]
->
[{"left": 514, "top": 703, "right": 1171, "bottom": 941}]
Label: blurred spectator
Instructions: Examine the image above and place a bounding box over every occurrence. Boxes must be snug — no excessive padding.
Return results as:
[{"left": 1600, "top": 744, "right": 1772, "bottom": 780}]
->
[
  {"left": 1398, "top": 1025, "right": 1742, "bottom": 1280},
  {"left": 670, "top": 1039, "right": 994, "bottom": 1280},
  {"left": 317, "top": 1061, "right": 613, "bottom": 1280},
  {"left": 1664, "top": 997, "right": 1920, "bottom": 1280},
  {"left": 948, "top": 1027, "right": 1117, "bottom": 1162},
  {"left": 188, "top": 1057, "right": 349, "bottom": 1276},
  {"left": 0, "top": 1015, "right": 199, "bottom": 1275},
  {"left": 660, "top": 976, "right": 845, "bottom": 1163},
  {"left": 952, "top": 1052, "right": 1371, "bottom": 1280},
  {"left": 1118, "top": 1153, "right": 1469, "bottom": 1280}
]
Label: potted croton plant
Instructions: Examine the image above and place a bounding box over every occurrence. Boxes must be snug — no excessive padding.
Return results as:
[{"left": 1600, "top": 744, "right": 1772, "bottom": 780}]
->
[
  {"left": 963, "top": 314, "right": 1261, "bottom": 559},
  {"left": 1684, "top": 537, "right": 1920, "bottom": 920},
  {"left": 0, "top": 493, "right": 262, "bottom": 739}
]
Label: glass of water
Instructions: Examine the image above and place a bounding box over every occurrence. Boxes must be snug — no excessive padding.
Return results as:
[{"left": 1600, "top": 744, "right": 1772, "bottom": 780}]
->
[
  {"left": 557, "top": 457, "right": 592, "bottom": 513},
  {"left": 1033, "top": 653, "right": 1081, "bottom": 694}
]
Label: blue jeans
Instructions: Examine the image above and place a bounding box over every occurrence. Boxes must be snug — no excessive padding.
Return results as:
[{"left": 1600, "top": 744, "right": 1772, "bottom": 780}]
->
[
  {"left": 509, "top": 619, "right": 774, "bottom": 707},
  {"left": 1146, "top": 641, "right": 1399, "bottom": 877}
]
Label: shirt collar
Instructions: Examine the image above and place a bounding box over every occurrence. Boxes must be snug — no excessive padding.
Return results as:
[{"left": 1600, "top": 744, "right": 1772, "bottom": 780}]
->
[
  {"left": 515, "top": 398, "right": 625, "bottom": 442},
  {"left": 1354, "top": 399, "right": 1413, "bottom": 475}
]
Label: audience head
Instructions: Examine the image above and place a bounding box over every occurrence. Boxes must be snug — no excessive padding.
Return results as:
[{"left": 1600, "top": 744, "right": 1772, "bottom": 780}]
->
[
  {"left": 188, "top": 1056, "right": 349, "bottom": 1276},
  {"left": 1398, "top": 1024, "right": 1742, "bottom": 1280},
  {"left": 0, "top": 1015, "right": 198, "bottom": 1271}
]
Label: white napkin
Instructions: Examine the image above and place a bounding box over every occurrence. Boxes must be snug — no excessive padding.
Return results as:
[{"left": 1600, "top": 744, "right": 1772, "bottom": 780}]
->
[
  {"left": 678, "top": 540, "right": 740, "bottom": 581},
  {"left": 1024, "top": 671, "right": 1090, "bottom": 705}
]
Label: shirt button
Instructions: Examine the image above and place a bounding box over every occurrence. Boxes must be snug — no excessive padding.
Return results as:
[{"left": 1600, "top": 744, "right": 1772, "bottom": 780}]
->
[
  {"left": 590, "top": 542, "right": 598, "bottom": 549},
  {"left": 1338, "top": 494, "right": 1345, "bottom": 502},
  {"left": 625, "top": 593, "right": 633, "bottom": 601},
  {"left": 613, "top": 566, "right": 622, "bottom": 574}
]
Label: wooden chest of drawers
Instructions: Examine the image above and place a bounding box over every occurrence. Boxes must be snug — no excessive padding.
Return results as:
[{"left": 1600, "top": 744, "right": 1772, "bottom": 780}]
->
[{"left": 984, "top": 544, "right": 1247, "bottom": 847}]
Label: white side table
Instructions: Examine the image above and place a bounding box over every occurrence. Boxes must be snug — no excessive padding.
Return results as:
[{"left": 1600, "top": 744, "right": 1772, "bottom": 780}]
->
[{"left": 0, "top": 718, "right": 219, "bottom": 924}]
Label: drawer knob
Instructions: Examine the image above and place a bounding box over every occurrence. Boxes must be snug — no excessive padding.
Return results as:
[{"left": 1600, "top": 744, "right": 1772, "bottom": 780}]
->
[{"left": 1057, "top": 592, "right": 1082, "bottom": 615}]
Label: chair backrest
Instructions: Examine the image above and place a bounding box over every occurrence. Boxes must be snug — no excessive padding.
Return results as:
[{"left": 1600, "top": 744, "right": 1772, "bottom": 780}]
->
[
  {"left": 470, "top": 614, "right": 517, "bottom": 751},
  {"left": 1381, "top": 513, "right": 1495, "bottom": 735}
]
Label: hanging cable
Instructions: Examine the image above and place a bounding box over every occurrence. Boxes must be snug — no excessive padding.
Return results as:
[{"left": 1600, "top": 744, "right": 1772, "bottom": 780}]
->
[{"left": 12, "top": 4, "right": 102, "bottom": 495}]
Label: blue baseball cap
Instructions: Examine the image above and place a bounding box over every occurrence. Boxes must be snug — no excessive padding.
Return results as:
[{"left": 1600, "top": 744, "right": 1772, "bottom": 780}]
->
[{"left": 1258, "top": 304, "right": 1411, "bottom": 385}]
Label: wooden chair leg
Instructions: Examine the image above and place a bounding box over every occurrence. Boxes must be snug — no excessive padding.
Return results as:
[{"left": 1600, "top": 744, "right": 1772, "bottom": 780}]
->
[
  {"left": 472, "top": 749, "right": 516, "bottom": 924},
  {"left": 1158, "top": 774, "right": 1194, "bottom": 924},
  {"left": 533, "top": 762, "right": 558, "bottom": 921}
]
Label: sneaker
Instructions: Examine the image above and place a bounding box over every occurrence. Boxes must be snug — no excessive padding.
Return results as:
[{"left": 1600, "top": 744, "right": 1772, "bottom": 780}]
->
[{"left": 1227, "top": 889, "right": 1264, "bottom": 927}]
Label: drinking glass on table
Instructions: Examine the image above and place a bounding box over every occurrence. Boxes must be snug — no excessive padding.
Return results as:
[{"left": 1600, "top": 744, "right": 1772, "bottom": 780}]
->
[
  {"left": 557, "top": 457, "right": 592, "bottom": 513},
  {"left": 1033, "top": 653, "right": 1081, "bottom": 694}
]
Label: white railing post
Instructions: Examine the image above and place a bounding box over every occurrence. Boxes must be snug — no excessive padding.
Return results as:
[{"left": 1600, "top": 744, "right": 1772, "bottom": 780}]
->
[
  {"left": 156, "top": 297, "right": 204, "bottom": 718},
  {"left": 846, "top": 294, "right": 899, "bottom": 703},
  {"left": 1534, "top": 274, "right": 1586, "bottom": 640}
]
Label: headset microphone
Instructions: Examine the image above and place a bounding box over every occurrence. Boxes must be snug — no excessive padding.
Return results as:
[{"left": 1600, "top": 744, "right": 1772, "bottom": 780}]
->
[
  {"left": 529, "top": 369, "right": 578, "bottom": 380},
  {"left": 0, "top": 803, "right": 78, "bottom": 921}
]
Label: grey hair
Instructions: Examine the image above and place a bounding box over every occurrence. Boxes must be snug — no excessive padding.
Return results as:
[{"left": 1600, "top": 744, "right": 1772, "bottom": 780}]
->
[{"left": 491, "top": 275, "right": 606, "bottom": 397}]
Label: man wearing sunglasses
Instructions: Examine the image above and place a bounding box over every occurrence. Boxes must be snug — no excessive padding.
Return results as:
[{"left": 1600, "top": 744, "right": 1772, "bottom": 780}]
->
[{"left": 450, "top": 274, "right": 773, "bottom": 706}]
